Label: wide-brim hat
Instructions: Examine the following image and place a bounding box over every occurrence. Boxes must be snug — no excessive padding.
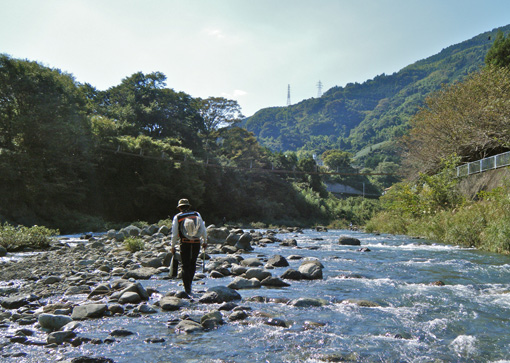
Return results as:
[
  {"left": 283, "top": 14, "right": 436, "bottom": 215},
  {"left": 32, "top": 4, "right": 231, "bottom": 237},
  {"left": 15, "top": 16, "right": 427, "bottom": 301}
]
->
[{"left": 177, "top": 198, "right": 191, "bottom": 208}]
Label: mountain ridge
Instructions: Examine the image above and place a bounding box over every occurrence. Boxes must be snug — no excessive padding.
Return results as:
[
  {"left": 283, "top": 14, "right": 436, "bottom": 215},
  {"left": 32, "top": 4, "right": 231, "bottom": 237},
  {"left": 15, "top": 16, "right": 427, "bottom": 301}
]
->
[{"left": 244, "top": 24, "right": 510, "bottom": 164}]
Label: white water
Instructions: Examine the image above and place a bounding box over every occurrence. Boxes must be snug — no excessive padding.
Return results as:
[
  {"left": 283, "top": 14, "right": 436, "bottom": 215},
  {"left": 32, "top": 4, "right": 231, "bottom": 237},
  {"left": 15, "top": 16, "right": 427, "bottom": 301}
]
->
[{"left": 2, "top": 229, "right": 510, "bottom": 362}]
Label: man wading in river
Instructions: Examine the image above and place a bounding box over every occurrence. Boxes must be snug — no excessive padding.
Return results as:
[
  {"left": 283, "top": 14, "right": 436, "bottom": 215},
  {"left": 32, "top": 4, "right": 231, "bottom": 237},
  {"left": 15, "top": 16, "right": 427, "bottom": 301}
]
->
[{"left": 170, "top": 198, "right": 207, "bottom": 296}]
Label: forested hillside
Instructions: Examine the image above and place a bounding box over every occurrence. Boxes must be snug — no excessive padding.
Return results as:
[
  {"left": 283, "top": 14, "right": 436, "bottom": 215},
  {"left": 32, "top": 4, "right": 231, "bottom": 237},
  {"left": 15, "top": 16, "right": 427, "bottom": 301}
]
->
[
  {"left": 244, "top": 24, "right": 510, "bottom": 166},
  {"left": 0, "top": 55, "right": 378, "bottom": 232}
]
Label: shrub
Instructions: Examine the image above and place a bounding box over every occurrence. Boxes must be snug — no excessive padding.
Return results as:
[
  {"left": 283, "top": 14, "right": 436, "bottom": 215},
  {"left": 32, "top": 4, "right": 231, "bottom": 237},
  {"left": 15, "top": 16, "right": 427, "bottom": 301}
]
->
[
  {"left": 0, "top": 223, "right": 59, "bottom": 251},
  {"left": 124, "top": 237, "right": 145, "bottom": 252}
]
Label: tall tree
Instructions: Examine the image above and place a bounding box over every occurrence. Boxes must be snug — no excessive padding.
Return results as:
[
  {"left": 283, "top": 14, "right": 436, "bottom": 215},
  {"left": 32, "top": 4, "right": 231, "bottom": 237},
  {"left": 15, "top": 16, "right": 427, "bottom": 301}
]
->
[
  {"left": 196, "top": 97, "right": 244, "bottom": 133},
  {"left": 0, "top": 55, "right": 94, "bottom": 227},
  {"left": 485, "top": 31, "right": 510, "bottom": 68}
]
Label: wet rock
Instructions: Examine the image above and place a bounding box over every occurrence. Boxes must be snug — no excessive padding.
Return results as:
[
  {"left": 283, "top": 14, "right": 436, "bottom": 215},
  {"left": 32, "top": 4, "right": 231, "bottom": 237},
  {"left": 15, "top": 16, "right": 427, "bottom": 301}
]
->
[
  {"left": 280, "top": 239, "right": 297, "bottom": 247},
  {"left": 210, "top": 270, "right": 225, "bottom": 278},
  {"left": 118, "top": 291, "right": 142, "bottom": 304},
  {"left": 47, "top": 330, "right": 76, "bottom": 345},
  {"left": 358, "top": 247, "right": 371, "bottom": 252},
  {"left": 289, "top": 297, "right": 328, "bottom": 307},
  {"left": 287, "top": 255, "right": 303, "bottom": 260},
  {"left": 71, "top": 303, "right": 108, "bottom": 320},
  {"left": 240, "top": 258, "right": 263, "bottom": 267},
  {"left": 88, "top": 283, "right": 111, "bottom": 298},
  {"left": 201, "top": 310, "right": 224, "bottom": 326},
  {"left": 338, "top": 236, "right": 361, "bottom": 246},
  {"left": 207, "top": 227, "right": 229, "bottom": 244},
  {"left": 218, "top": 302, "right": 238, "bottom": 311},
  {"left": 430, "top": 280, "right": 446, "bottom": 286},
  {"left": 226, "top": 232, "right": 240, "bottom": 246},
  {"left": 244, "top": 268, "right": 272, "bottom": 281},
  {"left": 175, "top": 319, "right": 203, "bottom": 334},
  {"left": 230, "top": 309, "right": 249, "bottom": 321},
  {"left": 266, "top": 255, "right": 289, "bottom": 267},
  {"left": 199, "top": 286, "right": 241, "bottom": 303},
  {"left": 228, "top": 277, "right": 261, "bottom": 289},
  {"left": 1, "top": 294, "right": 38, "bottom": 309},
  {"left": 65, "top": 286, "right": 92, "bottom": 295},
  {"left": 0, "top": 245, "right": 7, "bottom": 257},
  {"left": 221, "top": 245, "right": 238, "bottom": 254},
  {"left": 261, "top": 276, "right": 290, "bottom": 288},
  {"left": 38, "top": 313, "right": 73, "bottom": 331},
  {"left": 137, "top": 304, "right": 157, "bottom": 314},
  {"left": 235, "top": 233, "right": 254, "bottom": 251},
  {"left": 264, "top": 317, "right": 287, "bottom": 327},
  {"left": 109, "top": 328, "right": 134, "bottom": 337},
  {"left": 40, "top": 276, "right": 62, "bottom": 284},
  {"left": 281, "top": 268, "right": 303, "bottom": 280},
  {"left": 108, "top": 304, "right": 124, "bottom": 315},
  {"left": 159, "top": 296, "right": 188, "bottom": 311},
  {"left": 298, "top": 261, "right": 323, "bottom": 280},
  {"left": 71, "top": 356, "right": 115, "bottom": 363},
  {"left": 342, "top": 299, "right": 381, "bottom": 307},
  {"left": 231, "top": 264, "right": 248, "bottom": 275},
  {"left": 122, "top": 267, "right": 159, "bottom": 280}
]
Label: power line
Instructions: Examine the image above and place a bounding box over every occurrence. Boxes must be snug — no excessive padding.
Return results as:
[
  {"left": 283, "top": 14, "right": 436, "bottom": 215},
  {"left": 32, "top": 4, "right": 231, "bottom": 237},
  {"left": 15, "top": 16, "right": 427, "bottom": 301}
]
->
[{"left": 99, "top": 147, "right": 395, "bottom": 176}]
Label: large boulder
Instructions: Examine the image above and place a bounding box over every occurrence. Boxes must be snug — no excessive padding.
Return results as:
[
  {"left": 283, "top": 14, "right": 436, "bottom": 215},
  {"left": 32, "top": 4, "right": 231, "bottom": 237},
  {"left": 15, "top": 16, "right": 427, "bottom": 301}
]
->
[
  {"left": 338, "top": 236, "right": 361, "bottom": 246},
  {"left": 175, "top": 319, "right": 203, "bottom": 334},
  {"left": 198, "top": 286, "right": 242, "bottom": 303},
  {"left": 121, "top": 225, "right": 142, "bottom": 237},
  {"left": 298, "top": 261, "right": 323, "bottom": 280},
  {"left": 38, "top": 313, "right": 73, "bottom": 331},
  {"left": 225, "top": 233, "right": 240, "bottom": 246},
  {"left": 227, "top": 277, "right": 261, "bottom": 289},
  {"left": 266, "top": 255, "right": 289, "bottom": 267},
  {"left": 280, "top": 268, "right": 303, "bottom": 280},
  {"left": 240, "top": 258, "right": 263, "bottom": 267},
  {"left": 159, "top": 296, "right": 188, "bottom": 311},
  {"left": 207, "top": 227, "right": 229, "bottom": 244},
  {"left": 235, "top": 233, "right": 254, "bottom": 251},
  {"left": 1, "top": 294, "right": 38, "bottom": 309},
  {"left": 244, "top": 268, "right": 272, "bottom": 281},
  {"left": 261, "top": 276, "right": 291, "bottom": 287},
  {"left": 71, "top": 304, "right": 108, "bottom": 320},
  {"left": 0, "top": 245, "right": 7, "bottom": 257}
]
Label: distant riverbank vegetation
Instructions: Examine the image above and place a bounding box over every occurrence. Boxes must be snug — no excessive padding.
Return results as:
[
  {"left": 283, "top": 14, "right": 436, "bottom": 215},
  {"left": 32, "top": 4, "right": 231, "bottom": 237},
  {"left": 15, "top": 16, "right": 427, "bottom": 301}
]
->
[
  {"left": 367, "top": 31, "right": 510, "bottom": 254},
  {"left": 0, "top": 54, "right": 384, "bottom": 234}
]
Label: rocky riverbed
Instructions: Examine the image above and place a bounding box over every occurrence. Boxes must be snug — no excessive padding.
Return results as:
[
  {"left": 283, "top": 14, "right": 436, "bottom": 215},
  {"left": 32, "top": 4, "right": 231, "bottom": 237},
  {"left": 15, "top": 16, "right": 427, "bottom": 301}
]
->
[{"left": 0, "top": 224, "right": 348, "bottom": 362}]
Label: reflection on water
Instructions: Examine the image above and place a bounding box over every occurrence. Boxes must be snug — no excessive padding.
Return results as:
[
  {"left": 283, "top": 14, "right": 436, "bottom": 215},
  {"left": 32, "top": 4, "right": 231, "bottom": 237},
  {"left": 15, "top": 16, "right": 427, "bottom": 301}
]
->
[{"left": 2, "top": 229, "right": 510, "bottom": 362}]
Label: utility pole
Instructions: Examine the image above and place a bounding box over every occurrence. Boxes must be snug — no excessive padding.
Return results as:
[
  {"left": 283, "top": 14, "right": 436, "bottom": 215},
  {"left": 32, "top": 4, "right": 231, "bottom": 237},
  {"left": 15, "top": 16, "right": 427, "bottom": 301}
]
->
[{"left": 287, "top": 84, "right": 291, "bottom": 106}]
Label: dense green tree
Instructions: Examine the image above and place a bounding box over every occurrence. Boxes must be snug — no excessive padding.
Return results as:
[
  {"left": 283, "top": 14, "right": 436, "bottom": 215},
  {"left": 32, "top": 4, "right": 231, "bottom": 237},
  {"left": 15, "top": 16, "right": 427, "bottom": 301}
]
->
[
  {"left": 99, "top": 72, "right": 204, "bottom": 148},
  {"left": 322, "top": 149, "right": 352, "bottom": 171},
  {"left": 0, "top": 54, "right": 94, "bottom": 227},
  {"left": 485, "top": 31, "right": 510, "bottom": 68},
  {"left": 196, "top": 97, "right": 244, "bottom": 134}
]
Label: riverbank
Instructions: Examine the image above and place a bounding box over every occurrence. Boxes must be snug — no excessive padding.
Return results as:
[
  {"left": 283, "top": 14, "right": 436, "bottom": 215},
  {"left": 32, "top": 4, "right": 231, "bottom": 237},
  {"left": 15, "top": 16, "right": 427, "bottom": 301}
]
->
[{"left": 2, "top": 226, "right": 510, "bottom": 362}]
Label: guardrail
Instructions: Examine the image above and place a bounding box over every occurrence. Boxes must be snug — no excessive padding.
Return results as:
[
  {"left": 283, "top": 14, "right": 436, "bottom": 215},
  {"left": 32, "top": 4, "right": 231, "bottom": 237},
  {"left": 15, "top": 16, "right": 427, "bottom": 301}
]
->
[{"left": 457, "top": 151, "right": 510, "bottom": 177}]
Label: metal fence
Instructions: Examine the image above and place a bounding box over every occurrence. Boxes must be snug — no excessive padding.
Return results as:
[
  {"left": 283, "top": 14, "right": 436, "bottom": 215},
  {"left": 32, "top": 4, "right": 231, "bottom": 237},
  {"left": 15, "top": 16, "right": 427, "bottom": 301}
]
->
[{"left": 457, "top": 151, "right": 510, "bottom": 177}]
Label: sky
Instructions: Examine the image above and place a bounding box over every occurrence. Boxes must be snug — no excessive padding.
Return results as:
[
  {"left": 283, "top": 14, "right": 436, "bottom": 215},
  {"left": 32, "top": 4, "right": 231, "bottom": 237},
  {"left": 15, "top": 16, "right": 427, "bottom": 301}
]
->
[{"left": 1, "top": 0, "right": 510, "bottom": 117}]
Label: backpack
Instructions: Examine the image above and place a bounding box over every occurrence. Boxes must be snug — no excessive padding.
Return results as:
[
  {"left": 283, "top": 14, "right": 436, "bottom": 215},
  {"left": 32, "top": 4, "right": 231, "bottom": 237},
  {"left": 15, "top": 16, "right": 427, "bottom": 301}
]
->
[{"left": 178, "top": 211, "right": 202, "bottom": 239}]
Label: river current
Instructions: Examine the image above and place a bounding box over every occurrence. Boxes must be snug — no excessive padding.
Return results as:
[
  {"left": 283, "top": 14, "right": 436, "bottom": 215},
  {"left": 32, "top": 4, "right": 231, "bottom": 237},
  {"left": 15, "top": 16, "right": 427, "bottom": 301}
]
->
[{"left": 4, "top": 229, "right": 510, "bottom": 362}]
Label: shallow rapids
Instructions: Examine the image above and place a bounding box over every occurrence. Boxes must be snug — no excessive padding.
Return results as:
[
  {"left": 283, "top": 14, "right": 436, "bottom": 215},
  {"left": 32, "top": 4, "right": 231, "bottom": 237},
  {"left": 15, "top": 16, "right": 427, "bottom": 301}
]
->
[{"left": 2, "top": 229, "right": 510, "bottom": 362}]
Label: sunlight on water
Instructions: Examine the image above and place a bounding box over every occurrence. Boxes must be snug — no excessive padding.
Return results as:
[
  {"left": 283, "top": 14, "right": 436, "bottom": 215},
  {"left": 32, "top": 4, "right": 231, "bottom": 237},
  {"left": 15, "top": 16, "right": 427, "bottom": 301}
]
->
[{"left": 2, "top": 229, "right": 510, "bottom": 362}]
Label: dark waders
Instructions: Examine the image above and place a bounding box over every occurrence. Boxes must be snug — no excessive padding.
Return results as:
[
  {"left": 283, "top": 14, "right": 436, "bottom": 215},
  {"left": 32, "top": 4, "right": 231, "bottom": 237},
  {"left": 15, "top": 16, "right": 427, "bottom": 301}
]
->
[{"left": 180, "top": 241, "right": 201, "bottom": 294}]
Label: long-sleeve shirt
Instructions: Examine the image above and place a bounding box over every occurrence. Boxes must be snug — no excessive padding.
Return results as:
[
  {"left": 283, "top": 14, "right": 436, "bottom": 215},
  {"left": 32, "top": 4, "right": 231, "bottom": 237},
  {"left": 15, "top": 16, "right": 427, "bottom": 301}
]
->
[{"left": 171, "top": 211, "right": 207, "bottom": 249}]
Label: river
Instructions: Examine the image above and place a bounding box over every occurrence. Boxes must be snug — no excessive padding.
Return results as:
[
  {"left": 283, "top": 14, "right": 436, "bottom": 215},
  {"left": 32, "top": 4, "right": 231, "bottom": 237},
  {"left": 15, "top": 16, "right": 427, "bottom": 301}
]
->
[{"left": 2, "top": 229, "right": 510, "bottom": 362}]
